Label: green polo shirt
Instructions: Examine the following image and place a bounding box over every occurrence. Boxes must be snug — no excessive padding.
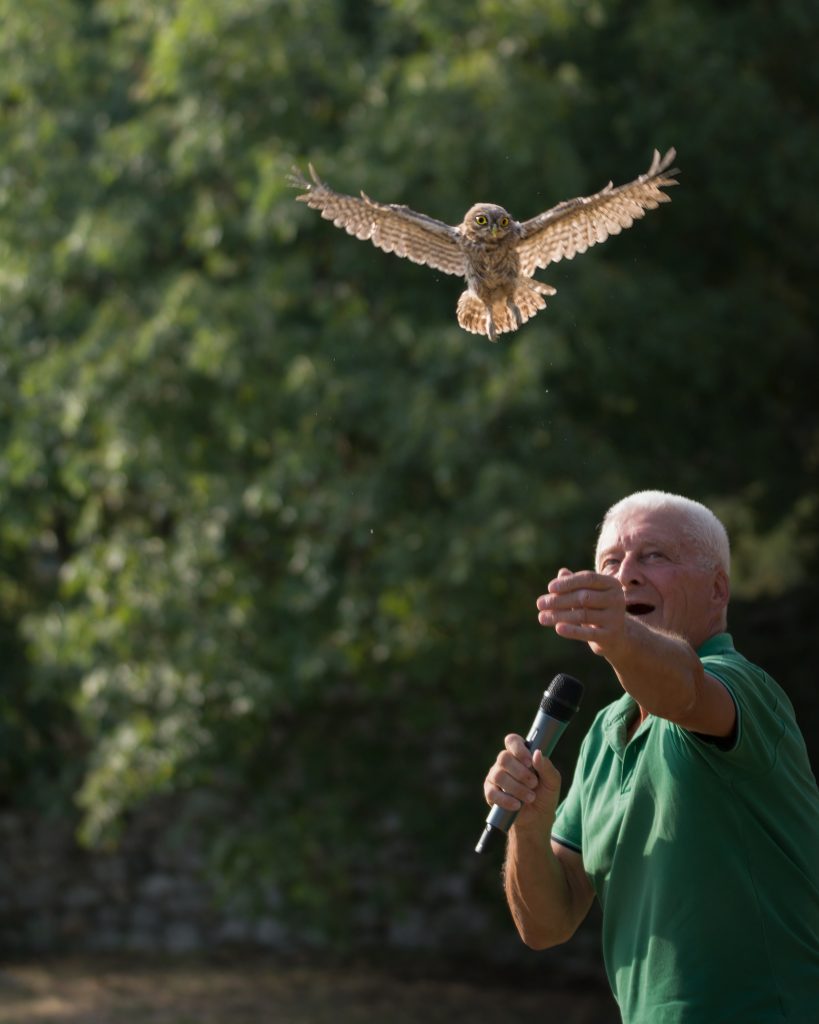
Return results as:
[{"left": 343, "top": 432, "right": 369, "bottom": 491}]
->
[{"left": 552, "top": 634, "right": 819, "bottom": 1023}]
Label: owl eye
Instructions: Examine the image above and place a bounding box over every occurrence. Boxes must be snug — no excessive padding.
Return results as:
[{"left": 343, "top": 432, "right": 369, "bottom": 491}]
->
[
  {"left": 475, "top": 214, "right": 488, "bottom": 226},
  {"left": 499, "top": 216, "right": 509, "bottom": 227}
]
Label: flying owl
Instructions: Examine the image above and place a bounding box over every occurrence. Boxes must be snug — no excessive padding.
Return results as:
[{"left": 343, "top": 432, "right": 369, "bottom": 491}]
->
[{"left": 290, "top": 148, "right": 678, "bottom": 342}]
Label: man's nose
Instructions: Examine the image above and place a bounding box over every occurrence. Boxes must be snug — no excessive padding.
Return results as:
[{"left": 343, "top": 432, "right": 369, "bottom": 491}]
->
[{"left": 616, "top": 553, "right": 644, "bottom": 585}]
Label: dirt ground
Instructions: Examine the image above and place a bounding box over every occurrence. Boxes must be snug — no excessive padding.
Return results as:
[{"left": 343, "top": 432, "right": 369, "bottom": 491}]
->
[{"left": 0, "top": 955, "right": 620, "bottom": 1024}]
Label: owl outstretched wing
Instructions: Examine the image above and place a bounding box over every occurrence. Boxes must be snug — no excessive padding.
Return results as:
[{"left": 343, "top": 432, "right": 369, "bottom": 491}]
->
[
  {"left": 516, "top": 148, "right": 679, "bottom": 277},
  {"left": 290, "top": 165, "right": 467, "bottom": 277}
]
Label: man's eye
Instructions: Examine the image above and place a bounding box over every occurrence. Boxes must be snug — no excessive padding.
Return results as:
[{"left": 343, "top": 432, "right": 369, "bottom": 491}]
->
[{"left": 600, "top": 558, "right": 619, "bottom": 571}]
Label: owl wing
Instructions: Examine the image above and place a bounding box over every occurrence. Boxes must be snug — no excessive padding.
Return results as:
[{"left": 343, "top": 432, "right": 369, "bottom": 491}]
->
[
  {"left": 516, "top": 148, "right": 679, "bottom": 277},
  {"left": 290, "top": 165, "right": 467, "bottom": 277}
]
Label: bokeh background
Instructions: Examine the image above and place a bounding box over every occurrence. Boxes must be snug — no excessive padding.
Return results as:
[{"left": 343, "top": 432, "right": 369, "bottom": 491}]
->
[{"left": 1, "top": 0, "right": 817, "bottom": 1015}]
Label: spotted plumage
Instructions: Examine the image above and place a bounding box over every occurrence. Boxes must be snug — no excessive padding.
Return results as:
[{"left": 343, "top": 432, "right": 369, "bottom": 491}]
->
[{"left": 290, "top": 149, "right": 678, "bottom": 342}]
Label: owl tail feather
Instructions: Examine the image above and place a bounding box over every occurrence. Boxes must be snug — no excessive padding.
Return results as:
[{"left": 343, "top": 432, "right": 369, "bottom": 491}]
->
[
  {"left": 456, "top": 291, "right": 496, "bottom": 340},
  {"left": 456, "top": 279, "right": 557, "bottom": 342}
]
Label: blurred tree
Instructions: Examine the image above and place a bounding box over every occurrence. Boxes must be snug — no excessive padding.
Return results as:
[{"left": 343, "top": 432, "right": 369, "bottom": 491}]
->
[{"left": 0, "top": 0, "right": 816, "bottom": 945}]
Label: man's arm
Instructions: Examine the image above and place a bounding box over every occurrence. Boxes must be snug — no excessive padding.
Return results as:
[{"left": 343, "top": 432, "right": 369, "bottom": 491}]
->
[
  {"left": 505, "top": 828, "right": 594, "bottom": 948},
  {"left": 598, "top": 616, "right": 735, "bottom": 737},
  {"left": 485, "top": 737, "right": 594, "bottom": 948},
  {"left": 536, "top": 570, "right": 735, "bottom": 738}
]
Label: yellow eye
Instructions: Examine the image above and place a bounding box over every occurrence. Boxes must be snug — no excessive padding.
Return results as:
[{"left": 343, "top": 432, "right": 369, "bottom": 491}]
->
[
  {"left": 475, "top": 214, "right": 488, "bottom": 225},
  {"left": 499, "top": 216, "right": 509, "bottom": 227}
]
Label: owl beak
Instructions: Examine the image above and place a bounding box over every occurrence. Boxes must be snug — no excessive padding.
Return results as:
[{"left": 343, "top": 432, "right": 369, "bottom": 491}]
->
[{"left": 491, "top": 225, "right": 499, "bottom": 238}]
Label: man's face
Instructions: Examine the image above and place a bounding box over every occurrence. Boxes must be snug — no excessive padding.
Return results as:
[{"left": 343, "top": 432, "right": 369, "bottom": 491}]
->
[{"left": 595, "top": 508, "right": 728, "bottom": 648}]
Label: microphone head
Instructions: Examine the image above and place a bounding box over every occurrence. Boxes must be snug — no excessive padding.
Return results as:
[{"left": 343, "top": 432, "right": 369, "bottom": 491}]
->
[{"left": 541, "top": 673, "right": 584, "bottom": 722}]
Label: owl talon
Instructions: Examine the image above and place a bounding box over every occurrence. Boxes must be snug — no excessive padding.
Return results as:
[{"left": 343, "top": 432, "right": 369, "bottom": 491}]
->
[
  {"left": 508, "top": 300, "right": 523, "bottom": 329},
  {"left": 485, "top": 311, "right": 497, "bottom": 342}
]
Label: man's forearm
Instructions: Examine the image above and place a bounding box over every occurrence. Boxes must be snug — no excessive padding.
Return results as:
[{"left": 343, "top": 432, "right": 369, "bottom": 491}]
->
[
  {"left": 607, "top": 619, "right": 704, "bottom": 722},
  {"left": 503, "top": 826, "right": 579, "bottom": 949}
]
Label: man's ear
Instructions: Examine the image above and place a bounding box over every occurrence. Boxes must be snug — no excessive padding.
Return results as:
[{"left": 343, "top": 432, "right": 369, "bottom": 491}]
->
[{"left": 713, "top": 568, "right": 730, "bottom": 609}]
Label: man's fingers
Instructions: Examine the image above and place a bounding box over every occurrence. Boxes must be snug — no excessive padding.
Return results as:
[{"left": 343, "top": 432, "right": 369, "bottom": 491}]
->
[
  {"left": 554, "top": 621, "right": 600, "bottom": 642},
  {"left": 484, "top": 745, "right": 563, "bottom": 812},
  {"left": 483, "top": 735, "right": 539, "bottom": 809},
  {"left": 540, "top": 588, "right": 613, "bottom": 612},
  {"left": 485, "top": 774, "right": 537, "bottom": 810},
  {"left": 484, "top": 762, "right": 538, "bottom": 810},
  {"left": 538, "top": 603, "right": 609, "bottom": 631},
  {"left": 532, "top": 749, "right": 561, "bottom": 791},
  {"left": 504, "top": 732, "right": 533, "bottom": 765},
  {"left": 548, "top": 570, "right": 615, "bottom": 593}
]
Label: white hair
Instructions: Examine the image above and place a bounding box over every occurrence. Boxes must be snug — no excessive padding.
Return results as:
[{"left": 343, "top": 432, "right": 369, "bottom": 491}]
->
[{"left": 595, "top": 490, "right": 731, "bottom": 576}]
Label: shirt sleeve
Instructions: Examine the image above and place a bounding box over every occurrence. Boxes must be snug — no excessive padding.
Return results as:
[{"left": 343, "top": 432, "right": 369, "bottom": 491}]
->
[
  {"left": 678, "top": 651, "right": 789, "bottom": 774},
  {"left": 551, "top": 737, "right": 587, "bottom": 852}
]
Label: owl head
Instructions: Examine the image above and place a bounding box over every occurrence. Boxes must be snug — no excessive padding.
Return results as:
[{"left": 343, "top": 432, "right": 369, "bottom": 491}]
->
[{"left": 461, "top": 204, "right": 518, "bottom": 243}]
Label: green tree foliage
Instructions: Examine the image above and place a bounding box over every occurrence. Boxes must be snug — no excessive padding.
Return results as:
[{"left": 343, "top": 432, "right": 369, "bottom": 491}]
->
[{"left": 1, "top": 0, "right": 817, "bottom": 942}]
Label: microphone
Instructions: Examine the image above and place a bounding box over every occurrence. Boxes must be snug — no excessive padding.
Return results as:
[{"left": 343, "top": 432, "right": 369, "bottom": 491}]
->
[{"left": 475, "top": 673, "right": 584, "bottom": 854}]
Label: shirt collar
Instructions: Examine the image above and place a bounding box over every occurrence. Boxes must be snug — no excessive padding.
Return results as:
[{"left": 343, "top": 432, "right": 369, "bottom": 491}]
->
[
  {"left": 695, "top": 632, "right": 735, "bottom": 658},
  {"left": 602, "top": 691, "right": 643, "bottom": 757}
]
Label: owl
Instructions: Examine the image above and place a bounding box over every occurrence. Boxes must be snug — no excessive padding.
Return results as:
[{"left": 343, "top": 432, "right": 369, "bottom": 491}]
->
[{"left": 290, "top": 148, "right": 678, "bottom": 342}]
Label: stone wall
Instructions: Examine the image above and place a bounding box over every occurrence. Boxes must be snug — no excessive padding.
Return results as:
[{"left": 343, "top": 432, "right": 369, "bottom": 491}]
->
[
  {"left": 0, "top": 800, "right": 604, "bottom": 983},
  {"left": 0, "top": 800, "right": 497, "bottom": 958},
  {"left": 0, "top": 804, "right": 287, "bottom": 956}
]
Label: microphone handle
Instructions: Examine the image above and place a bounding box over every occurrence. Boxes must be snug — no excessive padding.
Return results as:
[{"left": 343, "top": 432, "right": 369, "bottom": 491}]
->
[{"left": 475, "top": 711, "right": 569, "bottom": 853}]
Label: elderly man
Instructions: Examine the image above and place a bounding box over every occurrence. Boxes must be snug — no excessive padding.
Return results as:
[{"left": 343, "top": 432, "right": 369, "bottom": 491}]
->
[{"left": 484, "top": 491, "right": 819, "bottom": 1023}]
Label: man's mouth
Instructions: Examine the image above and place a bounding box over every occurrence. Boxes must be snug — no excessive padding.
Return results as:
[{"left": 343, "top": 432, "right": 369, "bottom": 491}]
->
[{"left": 626, "top": 603, "right": 656, "bottom": 616}]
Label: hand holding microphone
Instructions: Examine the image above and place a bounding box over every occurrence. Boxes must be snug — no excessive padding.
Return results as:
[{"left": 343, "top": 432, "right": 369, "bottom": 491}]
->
[{"left": 476, "top": 673, "right": 583, "bottom": 854}]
